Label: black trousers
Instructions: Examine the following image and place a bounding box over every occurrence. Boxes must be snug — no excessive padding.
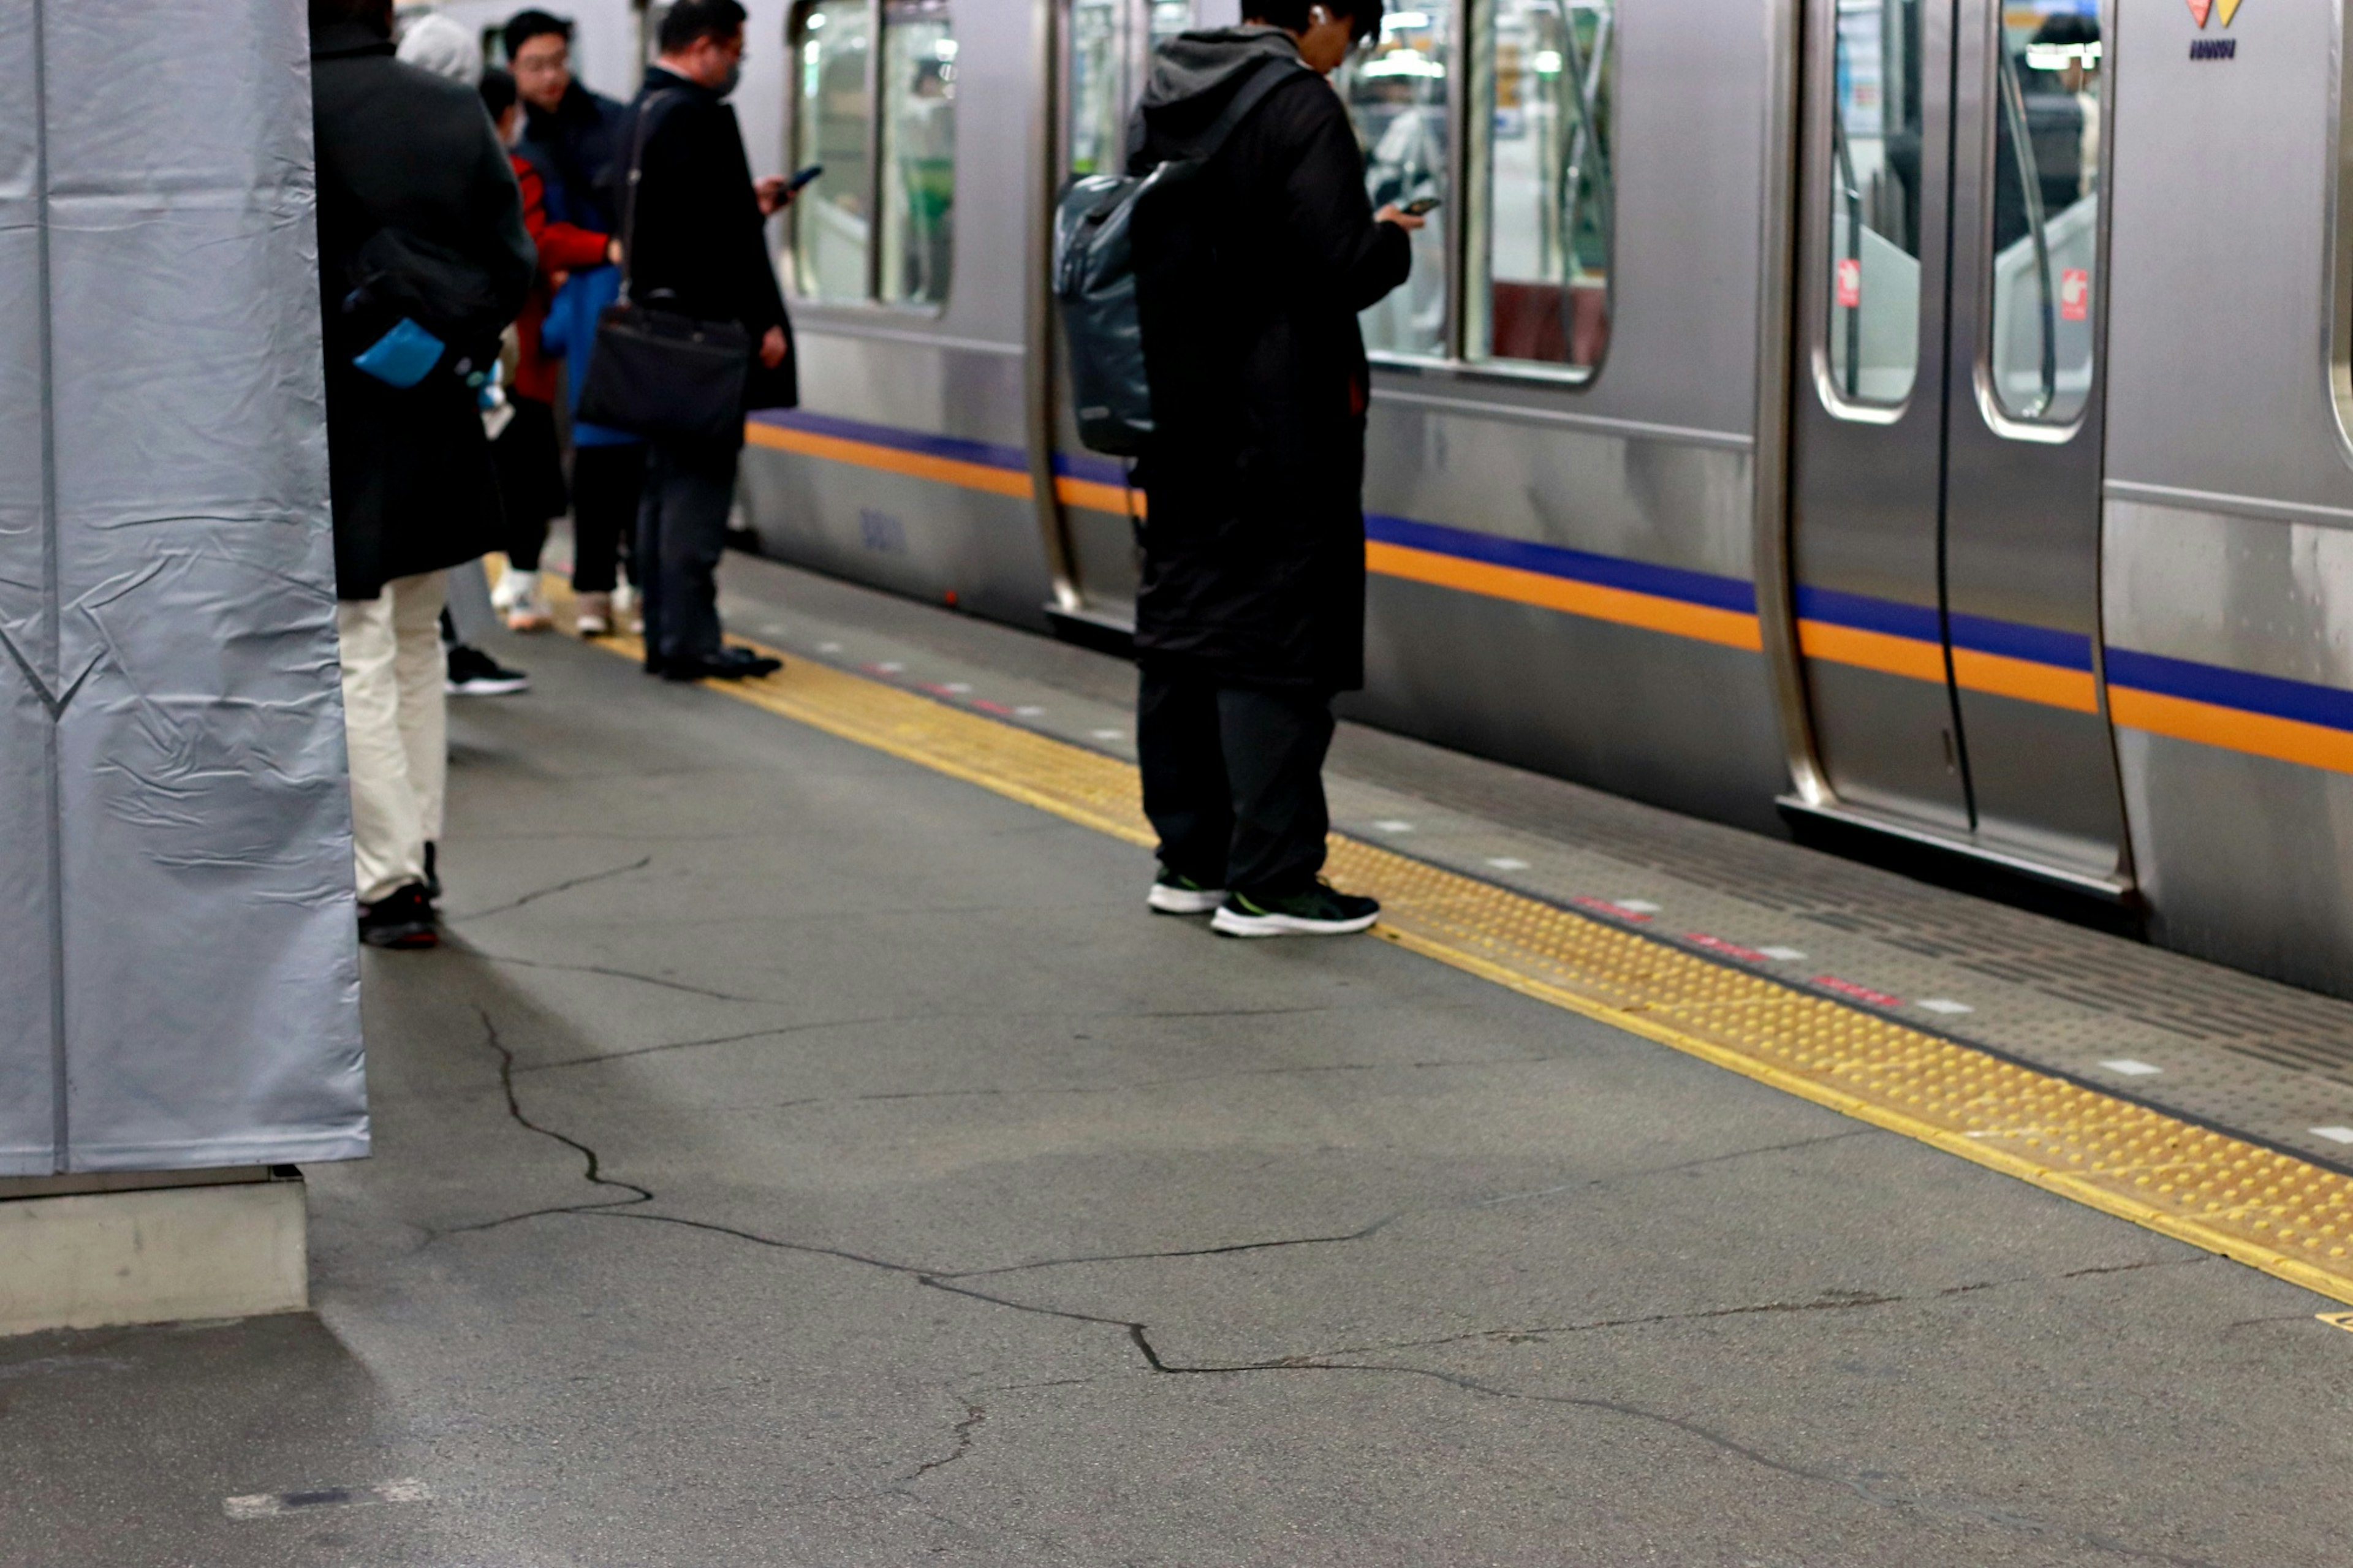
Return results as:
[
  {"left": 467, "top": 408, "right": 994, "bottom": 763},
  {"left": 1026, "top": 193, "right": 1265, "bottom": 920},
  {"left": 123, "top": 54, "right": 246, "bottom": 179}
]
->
[
  {"left": 571, "top": 443, "right": 645, "bottom": 594},
  {"left": 636, "top": 439, "right": 737, "bottom": 668},
  {"left": 1137, "top": 668, "right": 1336, "bottom": 899},
  {"left": 491, "top": 396, "right": 566, "bottom": 572}
]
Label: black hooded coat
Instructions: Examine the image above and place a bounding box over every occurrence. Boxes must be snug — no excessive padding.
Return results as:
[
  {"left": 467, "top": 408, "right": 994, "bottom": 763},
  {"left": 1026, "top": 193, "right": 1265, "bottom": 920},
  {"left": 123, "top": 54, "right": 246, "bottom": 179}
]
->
[
  {"left": 1127, "top": 27, "right": 1409, "bottom": 691},
  {"left": 311, "top": 21, "right": 535, "bottom": 600}
]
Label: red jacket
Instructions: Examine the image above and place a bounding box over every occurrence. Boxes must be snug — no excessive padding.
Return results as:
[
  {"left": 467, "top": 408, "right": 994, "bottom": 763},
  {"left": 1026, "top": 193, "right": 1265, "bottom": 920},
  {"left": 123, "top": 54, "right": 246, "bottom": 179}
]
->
[{"left": 510, "top": 154, "right": 610, "bottom": 405}]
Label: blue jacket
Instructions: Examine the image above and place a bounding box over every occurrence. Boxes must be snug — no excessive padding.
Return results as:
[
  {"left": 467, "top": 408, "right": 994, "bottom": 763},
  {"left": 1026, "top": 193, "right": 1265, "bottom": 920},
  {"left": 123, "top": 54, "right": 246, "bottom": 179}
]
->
[{"left": 541, "top": 265, "right": 639, "bottom": 448}]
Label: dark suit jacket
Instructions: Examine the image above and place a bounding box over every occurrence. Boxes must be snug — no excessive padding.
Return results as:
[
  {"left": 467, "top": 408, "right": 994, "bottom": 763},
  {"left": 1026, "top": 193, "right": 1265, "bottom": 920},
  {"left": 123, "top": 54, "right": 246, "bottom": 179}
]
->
[{"left": 610, "top": 68, "right": 796, "bottom": 419}]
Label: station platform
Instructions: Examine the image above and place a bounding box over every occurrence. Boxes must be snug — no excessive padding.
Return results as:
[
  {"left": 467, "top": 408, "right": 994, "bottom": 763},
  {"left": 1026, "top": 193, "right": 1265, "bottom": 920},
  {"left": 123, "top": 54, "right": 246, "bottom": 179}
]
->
[{"left": 6, "top": 550, "right": 2352, "bottom": 1566}]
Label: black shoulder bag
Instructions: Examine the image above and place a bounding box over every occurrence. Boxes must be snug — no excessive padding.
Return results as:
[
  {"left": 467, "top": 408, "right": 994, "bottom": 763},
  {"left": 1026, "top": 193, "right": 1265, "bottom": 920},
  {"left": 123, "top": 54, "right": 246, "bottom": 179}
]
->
[{"left": 577, "top": 91, "right": 752, "bottom": 442}]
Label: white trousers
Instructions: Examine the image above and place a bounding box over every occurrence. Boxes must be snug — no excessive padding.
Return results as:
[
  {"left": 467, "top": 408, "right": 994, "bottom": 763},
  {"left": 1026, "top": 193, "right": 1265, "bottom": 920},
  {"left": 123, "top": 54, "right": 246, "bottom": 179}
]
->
[{"left": 338, "top": 570, "right": 448, "bottom": 904}]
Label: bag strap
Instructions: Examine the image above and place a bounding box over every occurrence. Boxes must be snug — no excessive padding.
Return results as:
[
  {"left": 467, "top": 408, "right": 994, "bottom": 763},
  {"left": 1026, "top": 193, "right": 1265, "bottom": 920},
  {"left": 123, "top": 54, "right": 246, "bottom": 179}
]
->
[
  {"left": 614, "top": 88, "right": 683, "bottom": 306},
  {"left": 1168, "top": 55, "right": 1308, "bottom": 169}
]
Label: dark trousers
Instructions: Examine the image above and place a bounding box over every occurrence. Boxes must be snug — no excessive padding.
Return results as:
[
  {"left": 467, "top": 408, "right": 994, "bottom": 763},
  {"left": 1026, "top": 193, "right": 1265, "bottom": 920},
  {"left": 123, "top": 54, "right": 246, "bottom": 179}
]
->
[
  {"left": 491, "top": 396, "right": 566, "bottom": 572},
  {"left": 572, "top": 443, "right": 645, "bottom": 594},
  {"left": 636, "top": 439, "right": 737, "bottom": 668},
  {"left": 1137, "top": 669, "right": 1336, "bottom": 898}
]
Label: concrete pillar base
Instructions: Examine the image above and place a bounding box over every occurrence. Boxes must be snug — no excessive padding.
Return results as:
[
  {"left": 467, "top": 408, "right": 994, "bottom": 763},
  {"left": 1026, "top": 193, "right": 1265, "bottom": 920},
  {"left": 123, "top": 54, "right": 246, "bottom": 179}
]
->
[{"left": 0, "top": 1167, "right": 308, "bottom": 1338}]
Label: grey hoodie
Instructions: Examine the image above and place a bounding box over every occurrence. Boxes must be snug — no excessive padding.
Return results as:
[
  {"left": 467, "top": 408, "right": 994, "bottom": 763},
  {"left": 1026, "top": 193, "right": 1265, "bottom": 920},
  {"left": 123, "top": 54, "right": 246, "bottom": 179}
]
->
[{"left": 1129, "top": 25, "right": 1306, "bottom": 164}]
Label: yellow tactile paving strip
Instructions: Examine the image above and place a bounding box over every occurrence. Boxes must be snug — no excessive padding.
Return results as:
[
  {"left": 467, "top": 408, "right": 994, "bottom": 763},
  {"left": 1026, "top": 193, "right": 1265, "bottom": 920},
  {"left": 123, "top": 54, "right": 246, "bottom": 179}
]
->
[{"left": 558, "top": 602, "right": 2353, "bottom": 1306}]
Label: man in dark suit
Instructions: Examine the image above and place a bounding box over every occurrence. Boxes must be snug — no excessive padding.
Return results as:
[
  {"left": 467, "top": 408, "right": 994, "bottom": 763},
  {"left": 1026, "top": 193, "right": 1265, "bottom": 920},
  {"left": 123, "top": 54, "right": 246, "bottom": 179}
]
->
[{"left": 612, "top": 0, "right": 796, "bottom": 682}]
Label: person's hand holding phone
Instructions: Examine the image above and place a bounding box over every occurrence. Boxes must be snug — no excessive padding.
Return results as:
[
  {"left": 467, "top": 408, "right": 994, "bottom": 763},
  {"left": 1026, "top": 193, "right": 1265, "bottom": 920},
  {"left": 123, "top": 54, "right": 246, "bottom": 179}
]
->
[{"left": 1376, "top": 195, "right": 1438, "bottom": 232}]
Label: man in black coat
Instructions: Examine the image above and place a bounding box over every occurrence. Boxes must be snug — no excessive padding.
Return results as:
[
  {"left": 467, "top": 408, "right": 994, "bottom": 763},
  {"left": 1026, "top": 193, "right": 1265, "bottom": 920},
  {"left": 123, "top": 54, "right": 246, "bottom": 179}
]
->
[
  {"left": 610, "top": 0, "right": 797, "bottom": 682},
  {"left": 311, "top": 0, "right": 534, "bottom": 946},
  {"left": 505, "top": 9, "right": 626, "bottom": 231},
  {"left": 1128, "top": 2, "right": 1419, "bottom": 937}
]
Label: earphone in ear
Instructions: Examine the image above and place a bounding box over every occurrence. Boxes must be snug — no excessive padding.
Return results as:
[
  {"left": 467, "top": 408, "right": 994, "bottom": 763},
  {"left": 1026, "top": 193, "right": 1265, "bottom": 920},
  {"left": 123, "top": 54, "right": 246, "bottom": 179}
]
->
[{"left": 1309, "top": 4, "right": 1330, "bottom": 21}]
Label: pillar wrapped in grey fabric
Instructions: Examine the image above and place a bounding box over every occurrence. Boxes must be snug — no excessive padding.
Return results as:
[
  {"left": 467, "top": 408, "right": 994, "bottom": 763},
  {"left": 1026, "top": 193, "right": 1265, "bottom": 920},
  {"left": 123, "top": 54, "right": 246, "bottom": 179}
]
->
[{"left": 0, "top": 0, "right": 366, "bottom": 1173}]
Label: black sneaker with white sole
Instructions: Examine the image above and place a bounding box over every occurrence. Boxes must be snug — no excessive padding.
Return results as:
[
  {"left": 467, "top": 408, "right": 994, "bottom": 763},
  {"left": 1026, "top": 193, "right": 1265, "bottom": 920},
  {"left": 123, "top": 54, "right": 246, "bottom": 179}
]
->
[
  {"left": 1146, "top": 868, "right": 1227, "bottom": 915},
  {"left": 1210, "top": 882, "right": 1380, "bottom": 937},
  {"left": 445, "top": 645, "right": 529, "bottom": 696}
]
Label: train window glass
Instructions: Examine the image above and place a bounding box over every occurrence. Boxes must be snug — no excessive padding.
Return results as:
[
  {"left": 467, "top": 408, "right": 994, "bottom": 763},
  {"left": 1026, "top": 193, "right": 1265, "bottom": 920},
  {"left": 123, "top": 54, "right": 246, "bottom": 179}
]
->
[
  {"left": 1986, "top": 6, "right": 2099, "bottom": 425},
  {"left": 1341, "top": 3, "right": 1452, "bottom": 358},
  {"left": 1824, "top": 0, "right": 1923, "bottom": 405},
  {"left": 792, "top": 0, "right": 872, "bottom": 301},
  {"left": 1068, "top": 0, "right": 1127, "bottom": 178},
  {"left": 879, "top": 0, "right": 957, "bottom": 305},
  {"left": 1469, "top": 0, "right": 1613, "bottom": 374}
]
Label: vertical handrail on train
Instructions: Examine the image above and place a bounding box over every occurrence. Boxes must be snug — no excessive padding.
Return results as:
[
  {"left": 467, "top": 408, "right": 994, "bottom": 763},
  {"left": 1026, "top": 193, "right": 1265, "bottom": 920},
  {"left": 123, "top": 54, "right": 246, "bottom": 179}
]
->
[
  {"left": 1553, "top": 8, "right": 1612, "bottom": 336},
  {"left": 1995, "top": 41, "right": 2057, "bottom": 419},
  {"left": 1025, "top": 0, "right": 1085, "bottom": 613}
]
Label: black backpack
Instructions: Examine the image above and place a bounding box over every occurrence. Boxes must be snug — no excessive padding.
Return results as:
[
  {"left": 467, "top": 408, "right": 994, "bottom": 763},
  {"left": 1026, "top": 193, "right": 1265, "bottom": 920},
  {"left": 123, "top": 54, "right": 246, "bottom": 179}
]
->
[{"left": 1051, "top": 56, "right": 1303, "bottom": 456}]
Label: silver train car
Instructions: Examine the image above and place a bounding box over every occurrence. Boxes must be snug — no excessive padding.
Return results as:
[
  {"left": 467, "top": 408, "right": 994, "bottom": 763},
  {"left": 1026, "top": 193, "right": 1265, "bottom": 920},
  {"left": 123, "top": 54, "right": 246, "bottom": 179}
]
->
[{"left": 463, "top": 0, "right": 2353, "bottom": 999}]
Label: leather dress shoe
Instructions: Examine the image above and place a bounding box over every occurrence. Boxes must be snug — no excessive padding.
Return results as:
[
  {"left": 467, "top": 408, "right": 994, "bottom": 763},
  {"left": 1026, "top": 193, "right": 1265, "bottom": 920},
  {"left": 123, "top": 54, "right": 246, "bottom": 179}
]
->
[{"left": 660, "top": 646, "right": 782, "bottom": 683}]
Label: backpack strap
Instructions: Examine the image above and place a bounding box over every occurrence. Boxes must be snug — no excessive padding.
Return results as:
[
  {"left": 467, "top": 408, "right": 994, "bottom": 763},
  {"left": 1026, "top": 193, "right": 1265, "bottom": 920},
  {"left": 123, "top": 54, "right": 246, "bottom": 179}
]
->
[
  {"left": 1134, "top": 53, "right": 1309, "bottom": 173},
  {"left": 613, "top": 89, "right": 683, "bottom": 306}
]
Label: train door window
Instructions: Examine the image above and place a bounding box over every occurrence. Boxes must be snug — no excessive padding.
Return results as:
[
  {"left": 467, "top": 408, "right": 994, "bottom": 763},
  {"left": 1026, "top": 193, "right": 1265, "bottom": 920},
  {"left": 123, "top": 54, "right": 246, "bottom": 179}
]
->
[
  {"left": 1823, "top": 0, "right": 1923, "bottom": 406},
  {"left": 792, "top": 0, "right": 873, "bottom": 301},
  {"left": 1068, "top": 0, "right": 1128, "bottom": 177},
  {"left": 1341, "top": 2, "right": 1453, "bottom": 359},
  {"left": 879, "top": 0, "right": 957, "bottom": 305},
  {"left": 1467, "top": 0, "right": 1614, "bottom": 375},
  {"left": 1985, "top": 6, "right": 2099, "bottom": 425}
]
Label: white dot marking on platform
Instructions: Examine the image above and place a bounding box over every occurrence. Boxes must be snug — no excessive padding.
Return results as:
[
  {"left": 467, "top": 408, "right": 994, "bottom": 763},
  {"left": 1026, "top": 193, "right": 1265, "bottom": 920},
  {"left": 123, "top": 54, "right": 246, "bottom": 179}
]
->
[
  {"left": 225, "top": 1480, "right": 431, "bottom": 1520},
  {"left": 1916, "top": 998, "right": 1974, "bottom": 1015},
  {"left": 1371, "top": 820, "right": 1415, "bottom": 833},
  {"left": 2310, "top": 1126, "right": 2353, "bottom": 1145},
  {"left": 760, "top": 623, "right": 786, "bottom": 635},
  {"left": 1486, "top": 857, "right": 1530, "bottom": 871},
  {"left": 942, "top": 682, "right": 972, "bottom": 694},
  {"left": 819, "top": 642, "right": 843, "bottom": 653},
  {"left": 876, "top": 661, "right": 905, "bottom": 673},
  {"left": 2099, "top": 1058, "right": 2163, "bottom": 1077},
  {"left": 1015, "top": 705, "right": 1046, "bottom": 718},
  {"left": 1756, "top": 946, "right": 1806, "bottom": 961},
  {"left": 1090, "top": 729, "right": 1124, "bottom": 741},
  {"left": 1614, "top": 899, "right": 1661, "bottom": 914}
]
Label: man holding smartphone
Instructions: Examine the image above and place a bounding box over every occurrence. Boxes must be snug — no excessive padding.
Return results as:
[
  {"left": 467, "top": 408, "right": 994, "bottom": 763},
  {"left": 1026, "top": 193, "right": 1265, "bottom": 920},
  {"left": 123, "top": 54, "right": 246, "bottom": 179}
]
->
[
  {"left": 611, "top": 0, "right": 798, "bottom": 682},
  {"left": 1127, "top": 0, "right": 1423, "bottom": 937}
]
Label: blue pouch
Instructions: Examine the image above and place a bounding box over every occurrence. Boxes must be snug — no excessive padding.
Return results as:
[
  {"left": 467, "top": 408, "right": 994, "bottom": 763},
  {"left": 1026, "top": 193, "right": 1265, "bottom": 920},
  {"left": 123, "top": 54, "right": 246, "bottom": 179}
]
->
[{"left": 351, "top": 316, "right": 446, "bottom": 388}]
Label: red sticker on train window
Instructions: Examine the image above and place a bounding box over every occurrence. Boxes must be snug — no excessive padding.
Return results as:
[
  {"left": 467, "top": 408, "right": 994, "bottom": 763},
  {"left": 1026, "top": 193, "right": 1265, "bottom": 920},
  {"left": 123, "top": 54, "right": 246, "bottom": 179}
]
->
[
  {"left": 1835, "top": 258, "right": 1862, "bottom": 309},
  {"left": 2059, "top": 268, "right": 2090, "bottom": 322}
]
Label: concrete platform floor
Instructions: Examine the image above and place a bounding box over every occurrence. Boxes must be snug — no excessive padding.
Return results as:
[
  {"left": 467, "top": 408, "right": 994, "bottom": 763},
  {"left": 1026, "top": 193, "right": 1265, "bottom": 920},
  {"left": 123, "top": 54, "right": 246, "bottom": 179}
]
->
[{"left": 4, "top": 574, "right": 2352, "bottom": 1567}]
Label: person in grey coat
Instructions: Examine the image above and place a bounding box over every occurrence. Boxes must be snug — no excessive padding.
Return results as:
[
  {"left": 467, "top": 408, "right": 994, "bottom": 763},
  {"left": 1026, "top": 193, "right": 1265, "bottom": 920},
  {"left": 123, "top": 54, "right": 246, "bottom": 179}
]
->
[{"left": 311, "top": 0, "right": 534, "bottom": 947}]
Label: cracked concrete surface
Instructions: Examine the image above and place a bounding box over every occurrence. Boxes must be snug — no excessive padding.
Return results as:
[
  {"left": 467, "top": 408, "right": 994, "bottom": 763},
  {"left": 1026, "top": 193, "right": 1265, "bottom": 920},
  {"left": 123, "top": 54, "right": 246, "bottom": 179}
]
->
[{"left": 3, "top": 602, "right": 2351, "bottom": 1567}]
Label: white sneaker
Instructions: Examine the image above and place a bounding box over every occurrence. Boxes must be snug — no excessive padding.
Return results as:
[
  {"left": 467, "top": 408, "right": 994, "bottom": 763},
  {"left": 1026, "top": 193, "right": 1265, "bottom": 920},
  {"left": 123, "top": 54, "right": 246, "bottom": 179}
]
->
[
  {"left": 574, "top": 591, "right": 613, "bottom": 637},
  {"left": 489, "top": 563, "right": 520, "bottom": 612},
  {"left": 502, "top": 570, "right": 551, "bottom": 632},
  {"left": 1146, "top": 869, "right": 1227, "bottom": 915}
]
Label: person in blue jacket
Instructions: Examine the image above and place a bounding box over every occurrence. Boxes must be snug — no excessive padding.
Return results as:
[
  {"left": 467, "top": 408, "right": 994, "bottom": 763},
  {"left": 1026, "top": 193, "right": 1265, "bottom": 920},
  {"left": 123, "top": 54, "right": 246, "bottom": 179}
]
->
[{"left": 540, "top": 235, "right": 643, "bottom": 635}]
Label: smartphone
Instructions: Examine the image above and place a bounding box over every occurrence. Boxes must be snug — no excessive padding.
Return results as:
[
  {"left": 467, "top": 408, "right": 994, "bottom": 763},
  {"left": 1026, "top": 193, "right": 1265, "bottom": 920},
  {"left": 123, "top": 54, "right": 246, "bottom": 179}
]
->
[
  {"left": 787, "top": 164, "right": 824, "bottom": 193},
  {"left": 1400, "top": 195, "right": 1442, "bottom": 217}
]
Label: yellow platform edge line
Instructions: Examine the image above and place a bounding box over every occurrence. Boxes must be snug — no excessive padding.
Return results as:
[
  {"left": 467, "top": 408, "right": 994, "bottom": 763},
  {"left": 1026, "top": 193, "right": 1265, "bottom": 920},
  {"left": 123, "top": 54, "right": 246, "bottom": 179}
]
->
[{"left": 553, "top": 594, "right": 2353, "bottom": 1309}]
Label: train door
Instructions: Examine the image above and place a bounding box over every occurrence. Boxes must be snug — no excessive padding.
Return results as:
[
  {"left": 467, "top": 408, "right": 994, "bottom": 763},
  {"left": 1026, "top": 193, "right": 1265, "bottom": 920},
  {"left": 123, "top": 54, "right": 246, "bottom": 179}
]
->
[
  {"left": 1785, "top": 0, "right": 2125, "bottom": 891},
  {"left": 1034, "top": 0, "right": 1195, "bottom": 639}
]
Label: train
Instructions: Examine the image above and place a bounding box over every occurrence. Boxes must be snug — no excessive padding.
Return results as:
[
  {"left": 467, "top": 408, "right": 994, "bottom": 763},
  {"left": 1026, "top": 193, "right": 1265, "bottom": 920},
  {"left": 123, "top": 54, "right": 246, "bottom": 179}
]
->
[{"left": 417, "top": 0, "right": 2353, "bottom": 1002}]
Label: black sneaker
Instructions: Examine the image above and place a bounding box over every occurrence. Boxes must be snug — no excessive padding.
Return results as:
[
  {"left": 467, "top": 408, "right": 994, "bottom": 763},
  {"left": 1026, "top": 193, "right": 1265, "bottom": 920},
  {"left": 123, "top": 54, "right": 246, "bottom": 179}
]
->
[
  {"left": 358, "top": 883, "right": 439, "bottom": 949},
  {"left": 1146, "top": 867, "right": 1226, "bottom": 915},
  {"left": 1211, "top": 882, "right": 1380, "bottom": 938},
  {"left": 445, "top": 645, "right": 529, "bottom": 697}
]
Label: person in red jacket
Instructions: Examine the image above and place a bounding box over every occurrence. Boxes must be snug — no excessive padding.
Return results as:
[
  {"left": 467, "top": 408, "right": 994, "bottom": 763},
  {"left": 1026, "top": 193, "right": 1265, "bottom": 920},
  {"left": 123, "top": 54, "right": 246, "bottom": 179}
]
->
[{"left": 481, "top": 67, "right": 616, "bottom": 630}]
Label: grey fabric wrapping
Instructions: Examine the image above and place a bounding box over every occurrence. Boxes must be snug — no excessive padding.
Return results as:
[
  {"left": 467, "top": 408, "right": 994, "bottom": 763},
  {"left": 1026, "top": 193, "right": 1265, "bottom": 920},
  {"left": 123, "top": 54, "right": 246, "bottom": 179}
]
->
[{"left": 0, "top": 0, "right": 367, "bottom": 1173}]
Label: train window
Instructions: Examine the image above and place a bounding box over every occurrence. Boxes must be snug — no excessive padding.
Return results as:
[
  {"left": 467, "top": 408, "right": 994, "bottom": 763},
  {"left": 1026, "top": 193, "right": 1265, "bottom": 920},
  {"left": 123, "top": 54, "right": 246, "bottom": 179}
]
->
[
  {"left": 1468, "top": 0, "right": 1614, "bottom": 376},
  {"left": 879, "top": 0, "right": 956, "bottom": 305},
  {"left": 1341, "top": 3, "right": 1453, "bottom": 359},
  {"left": 791, "top": 0, "right": 873, "bottom": 301},
  {"left": 1066, "top": 1, "right": 1191, "bottom": 180},
  {"left": 1823, "top": 0, "right": 1923, "bottom": 406},
  {"left": 1985, "top": 7, "right": 2099, "bottom": 425}
]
